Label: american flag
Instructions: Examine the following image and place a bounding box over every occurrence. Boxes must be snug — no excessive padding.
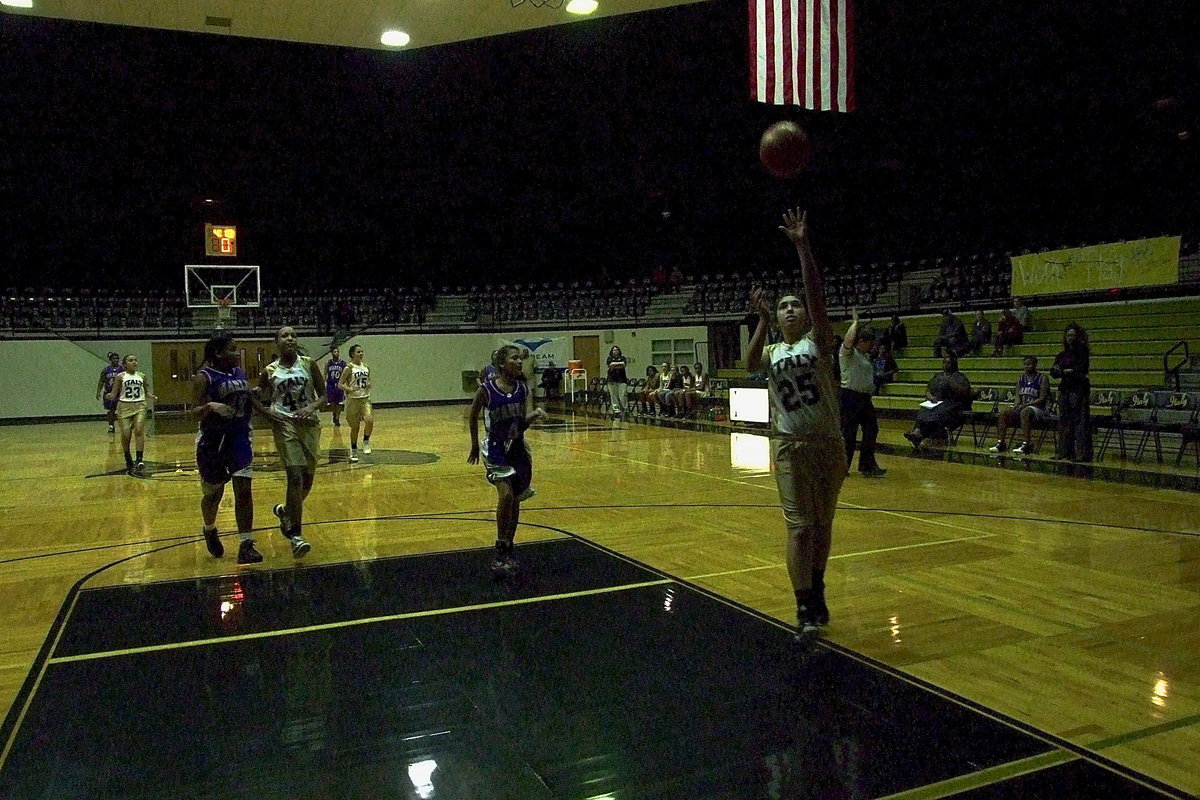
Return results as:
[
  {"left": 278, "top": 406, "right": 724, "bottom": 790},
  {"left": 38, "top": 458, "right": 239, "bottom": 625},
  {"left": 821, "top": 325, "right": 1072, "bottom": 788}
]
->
[{"left": 750, "top": 0, "right": 856, "bottom": 112}]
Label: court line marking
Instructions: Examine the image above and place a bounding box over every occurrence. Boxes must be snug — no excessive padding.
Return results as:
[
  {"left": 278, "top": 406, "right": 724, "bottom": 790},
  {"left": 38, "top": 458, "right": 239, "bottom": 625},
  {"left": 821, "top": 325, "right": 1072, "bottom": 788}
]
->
[
  {"left": 48, "top": 579, "right": 672, "bottom": 664},
  {"left": 8, "top": 513, "right": 1193, "bottom": 799},
  {"left": 1087, "top": 711, "right": 1200, "bottom": 751},
  {"left": 537, "top": 528, "right": 1198, "bottom": 800},
  {"left": 536, "top": 438, "right": 999, "bottom": 537},
  {"left": 0, "top": 591, "right": 82, "bottom": 771},
  {"left": 683, "top": 532, "right": 996, "bottom": 580},
  {"left": 872, "top": 750, "right": 1077, "bottom": 800}
]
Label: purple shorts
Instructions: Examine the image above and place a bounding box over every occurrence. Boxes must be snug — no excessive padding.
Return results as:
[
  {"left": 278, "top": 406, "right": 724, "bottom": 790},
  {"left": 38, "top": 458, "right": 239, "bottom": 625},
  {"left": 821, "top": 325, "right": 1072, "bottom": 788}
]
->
[
  {"left": 327, "top": 384, "right": 345, "bottom": 404},
  {"left": 196, "top": 430, "right": 253, "bottom": 485},
  {"left": 103, "top": 396, "right": 117, "bottom": 412}
]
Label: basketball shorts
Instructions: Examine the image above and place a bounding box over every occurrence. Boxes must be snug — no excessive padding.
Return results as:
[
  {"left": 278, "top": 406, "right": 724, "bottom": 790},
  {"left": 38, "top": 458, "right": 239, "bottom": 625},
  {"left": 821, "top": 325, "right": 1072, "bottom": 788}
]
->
[
  {"left": 346, "top": 397, "right": 372, "bottom": 425},
  {"left": 771, "top": 436, "right": 846, "bottom": 530},
  {"left": 270, "top": 417, "right": 321, "bottom": 472},
  {"left": 483, "top": 437, "right": 532, "bottom": 496},
  {"left": 103, "top": 396, "right": 117, "bottom": 412},
  {"left": 326, "top": 384, "right": 345, "bottom": 405},
  {"left": 196, "top": 430, "right": 253, "bottom": 485},
  {"left": 116, "top": 400, "right": 148, "bottom": 420}
]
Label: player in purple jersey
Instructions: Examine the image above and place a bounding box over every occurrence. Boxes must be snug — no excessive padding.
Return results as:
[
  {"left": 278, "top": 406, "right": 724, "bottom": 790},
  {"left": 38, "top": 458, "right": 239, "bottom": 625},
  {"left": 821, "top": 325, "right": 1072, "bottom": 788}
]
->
[
  {"left": 192, "top": 333, "right": 264, "bottom": 564},
  {"left": 325, "top": 347, "right": 346, "bottom": 427},
  {"left": 989, "top": 355, "right": 1050, "bottom": 456},
  {"left": 468, "top": 345, "right": 546, "bottom": 578},
  {"left": 95, "top": 352, "right": 123, "bottom": 433}
]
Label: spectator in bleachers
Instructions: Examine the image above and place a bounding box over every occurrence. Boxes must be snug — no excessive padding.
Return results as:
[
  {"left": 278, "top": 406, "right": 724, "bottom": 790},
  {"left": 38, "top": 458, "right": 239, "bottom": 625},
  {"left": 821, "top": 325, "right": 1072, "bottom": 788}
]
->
[
  {"left": 1013, "top": 297, "right": 1033, "bottom": 331},
  {"left": 882, "top": 314, "right": 908, "bottom": 354},
  {"left": 1051, "top": 322, "right": 1092, "bottom": 462},
  {"left": 969, "top": 310, "right": 992, "bottom": 354},
  {"left": 904, "top": 355, "right": 974, "bottom": 449},
  {"left": 988, "top": 355, "right": 1050, "bottom": 455},
  {"left": 991, "top": 308, "right": 1024, "bottom": 356},
  {"left": 932, "top": 310, "right": 968, "bottom": 358},
  {"left": 872, "top": 343, "right": 898, "bottom": 395}
]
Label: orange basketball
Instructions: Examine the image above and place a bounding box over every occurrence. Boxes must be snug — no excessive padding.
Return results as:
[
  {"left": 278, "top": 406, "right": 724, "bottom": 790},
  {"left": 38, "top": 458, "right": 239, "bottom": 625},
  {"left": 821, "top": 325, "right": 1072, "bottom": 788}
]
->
[{"left": 759, "top": 121, "right": 812, "bottom": 178}]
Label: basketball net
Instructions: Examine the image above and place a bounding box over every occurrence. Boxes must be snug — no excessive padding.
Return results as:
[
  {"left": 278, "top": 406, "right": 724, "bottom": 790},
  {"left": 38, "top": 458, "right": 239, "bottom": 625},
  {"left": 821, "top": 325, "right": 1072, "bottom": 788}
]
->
[
  {"left": 510, "top": 0, "right": 564, "bottom": 7},
  {"left": 215, "top": 296, "right": 233, "bottom": 328}
]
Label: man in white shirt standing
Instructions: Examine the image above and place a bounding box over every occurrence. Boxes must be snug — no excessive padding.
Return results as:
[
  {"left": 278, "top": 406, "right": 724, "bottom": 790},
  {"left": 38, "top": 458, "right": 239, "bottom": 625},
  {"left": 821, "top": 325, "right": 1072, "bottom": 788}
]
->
[{"left": 839, "top": 309, "right": 887, "bottom": 478}]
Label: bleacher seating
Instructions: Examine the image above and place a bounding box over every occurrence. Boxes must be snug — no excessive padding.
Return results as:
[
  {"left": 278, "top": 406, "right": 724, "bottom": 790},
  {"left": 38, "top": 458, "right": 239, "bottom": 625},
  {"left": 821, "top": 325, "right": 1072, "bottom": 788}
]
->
[{"left": 872, "top": 296, "right": 1200, "bottom": 463}]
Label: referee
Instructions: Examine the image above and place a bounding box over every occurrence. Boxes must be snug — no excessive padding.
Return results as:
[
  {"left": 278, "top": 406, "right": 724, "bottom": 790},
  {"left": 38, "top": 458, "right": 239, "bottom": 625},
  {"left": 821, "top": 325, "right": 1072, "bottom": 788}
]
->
[{"left": 839, "top": 309, "right": 887, "bottom": 478}]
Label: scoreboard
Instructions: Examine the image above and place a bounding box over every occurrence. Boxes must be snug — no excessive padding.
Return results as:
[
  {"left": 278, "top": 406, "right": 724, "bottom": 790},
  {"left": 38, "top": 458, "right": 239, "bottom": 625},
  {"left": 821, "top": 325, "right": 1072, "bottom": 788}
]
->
[{"left": 204, "top": 224, "right": 237, "bottom": 257}]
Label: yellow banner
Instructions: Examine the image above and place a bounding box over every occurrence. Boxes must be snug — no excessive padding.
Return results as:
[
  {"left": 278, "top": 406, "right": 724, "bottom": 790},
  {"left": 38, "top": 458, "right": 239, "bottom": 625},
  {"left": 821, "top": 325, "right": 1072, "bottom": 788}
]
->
[{"left": 1010, "top": 236, "right": 1180, "bottom": 296}]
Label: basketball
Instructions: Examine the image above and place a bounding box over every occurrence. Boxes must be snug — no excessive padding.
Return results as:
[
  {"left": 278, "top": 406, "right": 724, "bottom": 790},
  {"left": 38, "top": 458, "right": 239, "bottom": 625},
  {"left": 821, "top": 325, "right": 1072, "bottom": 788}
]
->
[{"left": 759, "top": 121, "right": 811, "bottom": 178}]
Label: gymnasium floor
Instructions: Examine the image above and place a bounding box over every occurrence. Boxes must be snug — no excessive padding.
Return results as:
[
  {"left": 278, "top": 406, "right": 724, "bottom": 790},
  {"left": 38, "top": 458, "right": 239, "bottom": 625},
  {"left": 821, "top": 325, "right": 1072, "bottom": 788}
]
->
[{"left": 0, "top": 406, "right": 1197, "bottom": 799}]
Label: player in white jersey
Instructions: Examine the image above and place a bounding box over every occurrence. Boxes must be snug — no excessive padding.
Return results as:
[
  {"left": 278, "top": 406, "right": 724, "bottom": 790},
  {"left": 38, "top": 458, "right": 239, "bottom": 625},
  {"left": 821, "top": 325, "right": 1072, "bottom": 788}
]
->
[
  {"left": 258, "top": 326, "right": 326, "bottom": 558},
  {"left": 746, "top": 209, "right": 847, "bottom": 640},
  {"left": 107, "top": 354, "right": 155, "bottom": 475},
  {"left": 338, "top": 343, "right": 373, "bottom": 462}
]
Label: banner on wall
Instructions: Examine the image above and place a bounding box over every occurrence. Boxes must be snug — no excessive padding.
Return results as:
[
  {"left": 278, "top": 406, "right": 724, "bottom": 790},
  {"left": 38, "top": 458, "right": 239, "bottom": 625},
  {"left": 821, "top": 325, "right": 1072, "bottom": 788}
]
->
[
  {"left": 1010, "top": 236, "right": 1180, "bottom": 297},
  {"left": 498, "top": 336, "right": 565, "bottom": 372}
]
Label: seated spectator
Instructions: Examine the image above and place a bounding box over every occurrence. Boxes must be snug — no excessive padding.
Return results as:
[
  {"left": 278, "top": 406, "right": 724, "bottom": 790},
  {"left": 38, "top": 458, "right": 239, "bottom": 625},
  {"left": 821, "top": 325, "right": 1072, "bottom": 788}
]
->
[
  {"left": 992, "top": 308, "right": 1024, "bottom": 356},
  {"left": 932, "top": 310, "right": 969, "bottom": 358},
  {"left": 689, "top": 362, "right": 709, "bottom": 414},
  {"left": 677, "top": 365, "right": 698, "bottom": 417},
  {"left": 1012, "top": 296, "right": 1033, "bottom": 331},
  {"left": 988, "top": 355, "right": 1050, "bottom": 455},
  {"left": 969, "top": 310, "right": 992, "bottom": 354},
  {"left": 657, "top": 362, "right": 681, "bottom": 416},
  {"left": 539, "top": 361, "right": 563, "bottom": 400},
  {"left": 872, "top": 343, "right": 899, "bottom": 394},
  {"left": 882, "top": 314, "right": 908, "bottom": 354},
  {"left": 904, "top": 356, "right": 974, "bottom": 448},
  {"left": 639, "top": 365, "right": 661, "bottom": 414}
]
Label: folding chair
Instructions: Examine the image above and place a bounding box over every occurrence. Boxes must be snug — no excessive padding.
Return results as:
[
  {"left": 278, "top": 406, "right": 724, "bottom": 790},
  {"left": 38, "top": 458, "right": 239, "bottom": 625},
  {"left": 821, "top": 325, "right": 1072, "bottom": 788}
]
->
[
  {"left": 1094, "top": 390, "right": 1125, "bottom": 460},
  {"left": 1144, "top": 391, "right": 1194, "bottom": 464},
  {"left": 1177, "top": 392, "right": 1200, "bottom": 467},
  {"left": 968, "top": 387, "right": 1000, "bottom": 446},
  {"left": 1031, "top": 395, "right": 1060, "bottom": 454},
  {"left": 1121, "top": 390, "right": 1158, "bottom": 461}
]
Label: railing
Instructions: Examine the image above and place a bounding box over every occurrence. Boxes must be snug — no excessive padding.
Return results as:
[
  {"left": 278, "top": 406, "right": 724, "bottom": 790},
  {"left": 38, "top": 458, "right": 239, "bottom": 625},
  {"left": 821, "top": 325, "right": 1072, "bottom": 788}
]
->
[{"left": 1164, "top": 340, "right": 1189, "bottom": 390}]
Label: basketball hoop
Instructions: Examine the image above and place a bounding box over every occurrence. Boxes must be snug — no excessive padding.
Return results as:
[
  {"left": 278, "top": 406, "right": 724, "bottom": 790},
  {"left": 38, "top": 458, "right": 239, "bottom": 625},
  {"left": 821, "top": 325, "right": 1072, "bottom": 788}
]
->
[{"left": 215, "top": 296, "right": 233, "bottom": 329}]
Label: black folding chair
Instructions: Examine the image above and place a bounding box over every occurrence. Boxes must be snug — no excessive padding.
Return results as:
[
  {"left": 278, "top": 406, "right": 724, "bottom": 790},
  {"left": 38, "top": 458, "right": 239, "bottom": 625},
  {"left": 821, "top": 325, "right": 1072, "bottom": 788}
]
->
[
  {"left": 1094, "top": 390, "right": 1125, "bottom": 460},
  {"left": 968, "top": 387, "right": 1000, "bottom": 447},
  {"left": 1177, "top": 392, "right": 1200, "bottom": 467}
]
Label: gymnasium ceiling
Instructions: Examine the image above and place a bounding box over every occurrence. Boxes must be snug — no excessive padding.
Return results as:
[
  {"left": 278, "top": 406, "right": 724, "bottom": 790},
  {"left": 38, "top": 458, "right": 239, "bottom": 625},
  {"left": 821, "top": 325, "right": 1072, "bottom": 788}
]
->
[{"left": 1, "top": 0, "right": 705, "bottom": 51}]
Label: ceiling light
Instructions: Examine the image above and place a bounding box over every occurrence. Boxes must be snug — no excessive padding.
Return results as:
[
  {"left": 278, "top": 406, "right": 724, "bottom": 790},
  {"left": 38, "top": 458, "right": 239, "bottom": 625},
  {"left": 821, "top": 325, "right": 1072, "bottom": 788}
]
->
[
  {"left": 380, "top": 30, "right": 410, "bottom": 47},
  {"left": 565, "top": 0, "right": 598, "bottom": 13},
  {"left": 1, "top": 0, "right": 35, "bottom": 8}
]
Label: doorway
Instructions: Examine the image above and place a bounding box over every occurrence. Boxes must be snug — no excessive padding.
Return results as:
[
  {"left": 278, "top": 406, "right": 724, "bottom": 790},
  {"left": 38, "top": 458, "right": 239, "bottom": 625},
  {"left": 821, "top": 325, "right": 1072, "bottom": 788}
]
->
[{"left": 572, "top": 335, "right": 600, "bottom": 381}]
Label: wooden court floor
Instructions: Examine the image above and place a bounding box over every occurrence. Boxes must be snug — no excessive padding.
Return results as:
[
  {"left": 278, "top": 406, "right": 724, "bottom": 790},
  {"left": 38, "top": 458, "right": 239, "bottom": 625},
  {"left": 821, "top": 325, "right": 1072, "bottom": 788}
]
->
[{"left": 0, "top": 406, "right": 1197, "bottom": 796}]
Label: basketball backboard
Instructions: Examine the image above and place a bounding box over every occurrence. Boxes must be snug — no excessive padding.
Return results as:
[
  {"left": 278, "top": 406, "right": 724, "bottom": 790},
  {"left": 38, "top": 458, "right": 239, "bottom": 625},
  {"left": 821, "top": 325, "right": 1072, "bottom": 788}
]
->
[{"left": 184, "top": 265, "right": 261, "bottom": 308}]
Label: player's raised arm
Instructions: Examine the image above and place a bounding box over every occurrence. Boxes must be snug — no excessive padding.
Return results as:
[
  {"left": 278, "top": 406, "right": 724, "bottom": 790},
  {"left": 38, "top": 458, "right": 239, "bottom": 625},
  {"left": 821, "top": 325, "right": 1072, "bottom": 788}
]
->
[
  {"left": 779, "top": 208, "right": 833, "bottom": 352},
  {"left": 842, "top": 307, "right": 860, "bottom": 354}
]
